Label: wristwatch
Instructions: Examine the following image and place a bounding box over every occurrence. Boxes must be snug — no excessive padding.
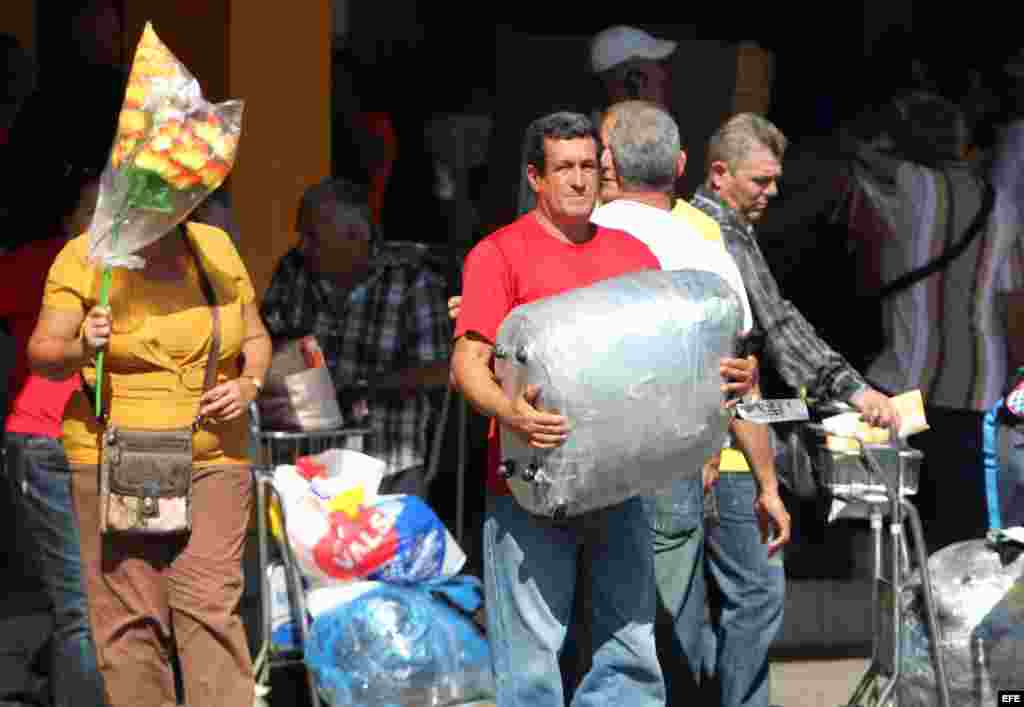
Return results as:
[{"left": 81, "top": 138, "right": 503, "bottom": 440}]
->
[{"left": 242, "top": 375, "right": 263, "bottom": 394}]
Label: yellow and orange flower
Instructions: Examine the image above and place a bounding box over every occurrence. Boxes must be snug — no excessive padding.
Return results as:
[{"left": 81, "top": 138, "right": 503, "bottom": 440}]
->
[{"left": 108, "top": 23, "right": 239, "bottom": 193}]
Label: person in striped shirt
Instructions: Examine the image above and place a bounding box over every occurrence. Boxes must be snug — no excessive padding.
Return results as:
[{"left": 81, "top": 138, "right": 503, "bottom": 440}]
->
[{"left": 847, "top": 92, "right": 1023, "bottom": 551}]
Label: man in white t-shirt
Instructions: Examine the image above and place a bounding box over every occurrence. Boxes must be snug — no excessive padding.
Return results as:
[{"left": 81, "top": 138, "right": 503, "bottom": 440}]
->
[{"left": 592, "top": 100, "right": 790, "bottom": 703}]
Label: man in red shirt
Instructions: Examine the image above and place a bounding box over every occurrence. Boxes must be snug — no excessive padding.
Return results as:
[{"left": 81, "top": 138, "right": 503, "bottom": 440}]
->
[{"left": 451, "top": 111, "right": 667, "bottom": 705}]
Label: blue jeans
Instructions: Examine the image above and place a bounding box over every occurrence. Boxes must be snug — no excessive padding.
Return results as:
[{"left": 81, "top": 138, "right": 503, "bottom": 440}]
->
[
  {"left": 643, "top": 477, "right": 705, "bottom": 702},
  {"left": 483, "top": 494, "right": 664, "bottom": 707},
  {"left": 4, "top": 433, "right": 107, "bottom": 707},
  {"left": 703, "top": 472, "right": 785, "bottom": 707}
]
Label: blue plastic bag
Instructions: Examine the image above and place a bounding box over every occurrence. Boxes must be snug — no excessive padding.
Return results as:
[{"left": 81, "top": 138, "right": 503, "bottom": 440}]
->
[
  {"left": 304, "top": 575, "right": 494, "bottom": 707},
  {"left": 982, "top": 400, "right": 1024, "bottom": 531}
]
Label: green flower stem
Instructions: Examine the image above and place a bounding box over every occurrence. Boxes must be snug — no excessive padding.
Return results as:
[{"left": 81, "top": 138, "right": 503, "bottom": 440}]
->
[
  {"left": 92, "top": 167, "right": 176, "bottom": 417},
  {"left": 94, "top": 218, "right": 120, "bottom": 418}
]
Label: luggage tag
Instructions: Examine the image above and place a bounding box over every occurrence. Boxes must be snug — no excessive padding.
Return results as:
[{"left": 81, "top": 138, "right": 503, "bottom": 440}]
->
[{"left": 734, "top": 398, "right": 810, "bottom": 424}]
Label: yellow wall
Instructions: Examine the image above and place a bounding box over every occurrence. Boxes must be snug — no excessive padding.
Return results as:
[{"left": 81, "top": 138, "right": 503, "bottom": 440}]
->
[
  {"left": 6, "top": 0, "right": 330, "bottom": 296},
  {"left": 122, "top": 2, "right": 230, "bottom": 103},
  {"left": 226, "top": 1, "right": 332, "bottom": 297},
  {"left": 2, "top": 0, "right": 35, "bottom": 52}
]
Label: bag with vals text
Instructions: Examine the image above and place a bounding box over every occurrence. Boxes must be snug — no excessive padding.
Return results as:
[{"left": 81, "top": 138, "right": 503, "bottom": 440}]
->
[
  {"left": 312, "top": 495, "right": 465, "bottom": 584},
  {"left": 274, "top": 467, "right": 465, "bottom": 587}
]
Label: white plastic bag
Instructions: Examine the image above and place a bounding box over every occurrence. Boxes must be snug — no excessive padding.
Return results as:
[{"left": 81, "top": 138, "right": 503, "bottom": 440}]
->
[
  {"left": 298, "top": 448, "right": 386, "bottom": 498},
  {"left": 272, "top": 467, "right": 465, "bottom": 587}
]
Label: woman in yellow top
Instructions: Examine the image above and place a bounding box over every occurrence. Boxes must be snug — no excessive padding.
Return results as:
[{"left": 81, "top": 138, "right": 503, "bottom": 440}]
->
[{"left": 28, "top": 221, "right": 271, "bottom": 707}]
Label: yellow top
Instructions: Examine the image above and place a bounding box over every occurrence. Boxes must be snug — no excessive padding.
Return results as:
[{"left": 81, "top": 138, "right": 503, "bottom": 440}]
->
[
  {"left": 670, "top": 199, "right": 751, "bottom": 473},
  {"left": 671, "top": 198, "right": 726, "bottom": 247},
  {"left": 44, "top": 222, "right": 255, "bottom": 468}
]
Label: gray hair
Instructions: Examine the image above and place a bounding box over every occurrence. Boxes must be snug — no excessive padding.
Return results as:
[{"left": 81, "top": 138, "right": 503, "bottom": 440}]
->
[
  {"left": 605, "top": 100, "right": 679, "bottom": 193},
  {"left": 706, "top": 112, "right": 787, "bottom": 173}
]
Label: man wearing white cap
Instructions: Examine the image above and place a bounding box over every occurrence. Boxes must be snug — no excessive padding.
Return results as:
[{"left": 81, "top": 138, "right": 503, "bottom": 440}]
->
[
  {"left": 588, "top": 26, "right": 722, "bottom": 260},
  {"left": 591, "top": 27, "right": 898, "bottom": 707},
  {"left": 516, "top": 26, "right": 680, "bottom": 216},
  {"left": 589, "top": 25, "right": 677, "bottom": 107}
]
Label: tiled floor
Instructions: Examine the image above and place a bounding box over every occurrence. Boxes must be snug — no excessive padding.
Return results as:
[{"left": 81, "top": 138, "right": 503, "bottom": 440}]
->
[{"left": 770, "top": 658, "right": 871, "bottom": 707}]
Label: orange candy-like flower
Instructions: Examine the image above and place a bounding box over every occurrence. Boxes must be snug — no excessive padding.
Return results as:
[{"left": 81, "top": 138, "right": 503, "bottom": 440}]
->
[{"left": 108, "top": 24, "right": 237, "bottom": 193}]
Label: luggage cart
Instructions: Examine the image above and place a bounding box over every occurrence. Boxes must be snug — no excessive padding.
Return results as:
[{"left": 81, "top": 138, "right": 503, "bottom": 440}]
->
[
  {"left": 803, "top": 405, "right": 951, "bottom": 707},
  {"left": 249, "top": 403, "right": 375, "bottom": 707}
]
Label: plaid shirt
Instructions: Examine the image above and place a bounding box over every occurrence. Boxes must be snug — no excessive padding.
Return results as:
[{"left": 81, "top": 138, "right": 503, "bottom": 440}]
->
[
  {"left": 691, "top": 186, "right": 868, "bottom": 402},
  {"left": 260, "top": 246, "right": 451, "bottom": 475}
]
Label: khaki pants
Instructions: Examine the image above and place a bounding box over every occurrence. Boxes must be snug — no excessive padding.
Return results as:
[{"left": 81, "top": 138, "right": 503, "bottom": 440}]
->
[{"left": 71, "top": 463, "right": 254, "bottom": 707}]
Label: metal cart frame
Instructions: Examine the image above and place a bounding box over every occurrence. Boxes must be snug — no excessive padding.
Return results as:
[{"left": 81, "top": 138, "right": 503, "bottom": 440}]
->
[
  {"left": 249, "top": 403, "right": 374, "bottom": 707},
  {"left": 804, "top": 419, "right": 951, "bottom": 707}
]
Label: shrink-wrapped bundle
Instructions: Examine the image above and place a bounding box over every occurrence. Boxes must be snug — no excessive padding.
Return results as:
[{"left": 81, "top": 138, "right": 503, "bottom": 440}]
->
[
  {"left": 494, "top": 269, "right": 742, "bottom": 518},
  {"left": 896, "top": 539, "right": 1024, "bottom": 706}
]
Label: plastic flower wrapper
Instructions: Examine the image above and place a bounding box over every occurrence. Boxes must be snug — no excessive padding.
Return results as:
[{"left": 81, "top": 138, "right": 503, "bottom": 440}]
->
[{"left": 86, "top": 22, "right": 243, "bottom": 415}]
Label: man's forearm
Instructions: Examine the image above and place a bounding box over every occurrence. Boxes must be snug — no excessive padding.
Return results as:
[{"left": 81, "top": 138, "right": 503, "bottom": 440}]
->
[
  {"left": 731, "top": 418, "right": 779, "bottom": 495},
  {"left": 761, "top": 301, "right": 867, "bottom": 402},
  {"left": 452, "top": 358, "right": 514, "bottom": 423}
]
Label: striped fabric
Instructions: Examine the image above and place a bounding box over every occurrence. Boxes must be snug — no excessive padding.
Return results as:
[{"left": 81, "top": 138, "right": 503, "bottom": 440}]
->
[
  {"left": 691, "top": 187, "right": 869, "bottom": 403},
  {"left": 852, "top": 149, "right": 1024, "bottom": 411}
]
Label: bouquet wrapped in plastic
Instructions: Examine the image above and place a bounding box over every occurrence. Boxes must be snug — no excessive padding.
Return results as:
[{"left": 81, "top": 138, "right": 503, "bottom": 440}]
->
[
  {"left": 86, "top": 22, "right": 243, "bottom": 413},
  {"left": 89, "top": 22, "right": 242, "bottom": 268}
]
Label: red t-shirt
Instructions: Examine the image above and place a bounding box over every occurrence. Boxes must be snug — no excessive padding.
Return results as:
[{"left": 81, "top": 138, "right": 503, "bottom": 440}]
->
[
  {"left": 1, "top": 236, "right": 80, "bottom": 437},
  {"left": 454, "top": 212, "right": 660, "bottom": 494},
  {"left": 355, "top": 111, "right": 398, "bottom": 225}
]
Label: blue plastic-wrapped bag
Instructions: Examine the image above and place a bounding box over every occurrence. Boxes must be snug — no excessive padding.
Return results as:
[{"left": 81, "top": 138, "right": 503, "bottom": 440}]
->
[{"left": 304, "top": 575, "right": 494, "bottom": 707}]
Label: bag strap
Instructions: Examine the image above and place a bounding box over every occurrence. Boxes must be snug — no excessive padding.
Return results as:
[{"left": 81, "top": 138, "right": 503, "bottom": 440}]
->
[
  {"left": 181, "top": 227, "right": 221, "bottom": 429},
  {"left": 874, "top": 174, "right": 995, "bottom": 301},
  {"left": 88, "top": 226, "right": 221, "bottom": 428}
]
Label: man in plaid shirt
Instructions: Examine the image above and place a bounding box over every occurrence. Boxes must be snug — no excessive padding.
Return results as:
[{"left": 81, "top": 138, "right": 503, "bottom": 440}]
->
[
  {"left": 261, "top": 178, "right": 452, "bottom": 495},
  {"left": 691, "top": 113, "right": 897, "bottom": 707}
]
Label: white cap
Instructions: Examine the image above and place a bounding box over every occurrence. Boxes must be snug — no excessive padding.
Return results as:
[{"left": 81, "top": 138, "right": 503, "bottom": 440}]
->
[{"left": 589, "top": 25, "right": 677, "bottom": 74}]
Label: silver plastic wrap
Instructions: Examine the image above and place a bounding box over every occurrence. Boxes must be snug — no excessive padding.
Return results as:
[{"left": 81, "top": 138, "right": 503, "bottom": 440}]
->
[
  {"left": 896, "top": 539, "right": 1024, "bottom": 706},
  {"left": 494, "top": 269, "right": 742, "bottom": 518}
]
